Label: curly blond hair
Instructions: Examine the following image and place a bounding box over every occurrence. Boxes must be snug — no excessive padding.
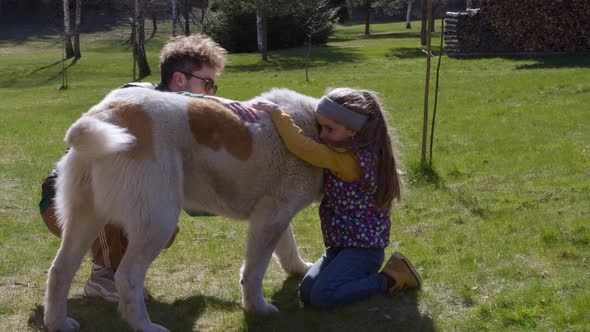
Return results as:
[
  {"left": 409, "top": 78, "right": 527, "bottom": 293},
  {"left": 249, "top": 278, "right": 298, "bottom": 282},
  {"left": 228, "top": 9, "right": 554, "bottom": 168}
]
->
[{"left": 159, "top": 34, "right": 227, "bottom": 84}]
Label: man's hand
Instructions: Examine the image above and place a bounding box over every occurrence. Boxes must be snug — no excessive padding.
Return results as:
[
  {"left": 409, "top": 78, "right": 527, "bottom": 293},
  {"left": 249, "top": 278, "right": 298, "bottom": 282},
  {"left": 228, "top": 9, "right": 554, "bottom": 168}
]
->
[
  {"left": 252, "top": 101, "right": 281, "bottom": 114},
  {"left": 206, "top": 96, "right": 260, "bottom": 122}
]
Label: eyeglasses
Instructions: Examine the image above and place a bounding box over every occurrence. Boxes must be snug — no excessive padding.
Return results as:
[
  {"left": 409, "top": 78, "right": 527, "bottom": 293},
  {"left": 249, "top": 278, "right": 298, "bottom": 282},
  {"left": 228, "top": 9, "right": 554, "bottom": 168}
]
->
[{"left": 180, "top": 71, "right": 218, "bottom": 95}]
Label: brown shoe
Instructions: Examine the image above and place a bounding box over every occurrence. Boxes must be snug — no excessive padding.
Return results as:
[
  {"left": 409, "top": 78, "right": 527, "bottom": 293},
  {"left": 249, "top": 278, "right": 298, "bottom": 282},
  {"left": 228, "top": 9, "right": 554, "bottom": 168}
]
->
[{"left": 381, "top": 252, "right": 422, "bottom": 296}]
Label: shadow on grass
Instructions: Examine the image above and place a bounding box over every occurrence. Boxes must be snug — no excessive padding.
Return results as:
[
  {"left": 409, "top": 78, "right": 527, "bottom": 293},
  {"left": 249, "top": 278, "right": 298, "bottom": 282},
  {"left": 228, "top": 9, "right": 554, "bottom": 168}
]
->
[
  {"left": 246, "top": 276, "right": 435, "bottom": 331},
  {"left": 386, "top": 47, "right": 429, "bottom": 60},
  {"left": 0, "top": 57, "right": 81, "bottom": 89},
  {"left": 448, "top": 53, "right": 590, "bottom": 69},
  {"left": 29, "top": 278, "right": 434, "bottom": 331},
  {"left": 0, "top": 13, "right": 126, "bottom": 42},
  {"left": 330, "top": 31, "right": 424, "bottom": 43},
  {"left": 28, "top": 295, "right": 240, "bottom": 331},
  {"left": 513, "top": 54, "right": 590, "bottom": 69},
  {"left": 227, "top": 46, "right": 365, "bottom": 73}
]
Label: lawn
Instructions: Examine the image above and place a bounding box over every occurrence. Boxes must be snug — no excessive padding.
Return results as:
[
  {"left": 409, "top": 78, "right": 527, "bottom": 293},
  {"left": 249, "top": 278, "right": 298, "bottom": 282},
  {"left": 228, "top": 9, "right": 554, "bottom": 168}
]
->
[{"left": 0, "top": 20, "right": 589, "bottom": 331}]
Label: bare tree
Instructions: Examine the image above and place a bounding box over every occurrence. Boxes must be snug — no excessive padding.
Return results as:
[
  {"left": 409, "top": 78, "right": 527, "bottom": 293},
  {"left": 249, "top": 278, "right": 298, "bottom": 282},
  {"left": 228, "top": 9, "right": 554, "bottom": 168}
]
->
[
  {"left": 363, "top": 0, "right": 371, "bottom": 35},
  {"left": 63, "top": 0, "right": 75, "bottom": 58},
  {"left": 182, "top": 0, "right": 190, "bottom": 35},
  {"left": 406, "top": 0, "right": 413, "bottom": 29},
  {"left": 171, "top": 0, "right": 178, "bottom": 36},
  {"left": 132, "top": 0, "right": 150, "bottom": 79},
  {"left": 73, "top": 0, "right": 82, "bottom": 59},
  {"left": 256, "top": 13, "right": 268, "bottom": 60}
]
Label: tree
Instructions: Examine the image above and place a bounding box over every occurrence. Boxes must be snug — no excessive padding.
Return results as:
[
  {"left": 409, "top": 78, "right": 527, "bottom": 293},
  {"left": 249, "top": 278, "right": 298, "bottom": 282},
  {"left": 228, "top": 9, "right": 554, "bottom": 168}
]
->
[
  {"left": 63, "top": 0, "right": 75, "bottom": 59},
  {"left": 406, "top": 0, "right": 413, "bottom": 29},
  {"left": 210, "top": 0, "right": 294, "bottom": 60},
  {"left": 301, "top": 0, "right": 338, "bottom": 81},
  {"left": 73, "top": 0, "right": 82, "bottom": 59},
  {"left": 182, "top": 0, "right": 190, "bottom": 35},
  {"left": 132, "top": 0, "right": 151, "bottom": 79},
  {"left": 171, "top": 0, "right": 178, "bottom": 36},
  {"left": 347, "top": 0, "right": 408, "bottom": 35},
  {"left": 256, "top": 13, "right": 268, "bottom": 60},
  {"left": 254, "top": 0, "right": 294, "bottom": 60}
]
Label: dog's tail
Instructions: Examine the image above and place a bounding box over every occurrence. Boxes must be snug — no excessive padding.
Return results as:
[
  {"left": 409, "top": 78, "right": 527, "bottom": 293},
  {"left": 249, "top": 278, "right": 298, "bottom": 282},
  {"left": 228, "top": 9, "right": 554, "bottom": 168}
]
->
[{"left": 65, "top": 116, "right": 135, "bottom": 159}]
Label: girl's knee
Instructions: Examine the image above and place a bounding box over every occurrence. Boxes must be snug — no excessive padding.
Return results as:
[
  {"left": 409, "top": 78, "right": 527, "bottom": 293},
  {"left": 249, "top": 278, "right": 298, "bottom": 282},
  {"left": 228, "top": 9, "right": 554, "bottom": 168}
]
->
[
  {"left": 309, "top": 287, "right": 335, "bottom": 309},
  {"left": 298, "top": 276, "right": 315, "bottom": 303}
]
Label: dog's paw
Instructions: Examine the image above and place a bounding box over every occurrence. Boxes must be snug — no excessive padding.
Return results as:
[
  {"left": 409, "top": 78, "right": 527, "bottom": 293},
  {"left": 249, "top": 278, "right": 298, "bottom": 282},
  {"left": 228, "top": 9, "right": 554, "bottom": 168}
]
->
[
  {"left": 243, "top": 299, "right": 279, "bottom": 314},
  {"left": 145, "top": 323, "right": 170, "bottom": 332},
  {"left": 286, "top": 261, "right": 313, "bottom": 276},
  {"left": 46, "top": 317, "right": 80, "bottom": 332},
  {"left": 261, "top": 302, "right": 280, "bottom": 314}
]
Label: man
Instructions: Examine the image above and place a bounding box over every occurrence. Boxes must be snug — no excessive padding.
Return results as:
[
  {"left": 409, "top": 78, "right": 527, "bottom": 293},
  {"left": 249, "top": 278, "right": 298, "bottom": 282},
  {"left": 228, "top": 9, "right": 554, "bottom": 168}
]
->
[{"left": 40, "top": 34, "right": 257, "bottom": 302}]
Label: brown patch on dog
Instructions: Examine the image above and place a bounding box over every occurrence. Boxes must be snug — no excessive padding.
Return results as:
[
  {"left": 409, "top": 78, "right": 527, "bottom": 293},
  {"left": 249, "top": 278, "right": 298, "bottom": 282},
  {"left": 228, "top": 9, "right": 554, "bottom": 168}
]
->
[
  {"left": 85, "top": 106, "right": 111, "bottom": 122},
  {"left": 186, "top": 99, "right": 253, "bottom": 160},
  {"left": 98, "top": 102, "right": 155, "bottom": 160}
]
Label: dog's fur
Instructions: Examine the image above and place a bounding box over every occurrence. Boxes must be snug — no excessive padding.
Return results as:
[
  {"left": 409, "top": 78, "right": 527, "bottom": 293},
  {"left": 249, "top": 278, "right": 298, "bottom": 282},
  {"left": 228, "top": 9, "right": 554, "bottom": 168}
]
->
[{"left": 44, "top": 87, "right": 323, "bottom": 332}]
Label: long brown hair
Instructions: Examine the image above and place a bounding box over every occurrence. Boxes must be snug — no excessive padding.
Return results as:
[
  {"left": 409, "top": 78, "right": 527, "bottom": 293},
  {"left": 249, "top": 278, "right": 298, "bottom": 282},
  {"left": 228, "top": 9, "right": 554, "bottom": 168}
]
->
[{"left": 326, "top": 88, "right": 401, "bottom": 209}]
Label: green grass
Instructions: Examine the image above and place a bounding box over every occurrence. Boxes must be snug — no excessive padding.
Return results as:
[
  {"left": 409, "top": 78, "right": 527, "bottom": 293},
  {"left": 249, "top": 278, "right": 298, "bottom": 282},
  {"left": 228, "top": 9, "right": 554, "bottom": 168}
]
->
[{"left": 1, "top": 21, "right": 589, "bottom": 331}]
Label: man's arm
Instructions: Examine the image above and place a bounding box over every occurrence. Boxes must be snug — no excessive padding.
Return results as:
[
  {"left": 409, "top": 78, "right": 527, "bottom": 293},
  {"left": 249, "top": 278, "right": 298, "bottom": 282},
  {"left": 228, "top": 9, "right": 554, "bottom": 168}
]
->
[{"left": 205, "top": 95, "right": 260, "bottom": 122}]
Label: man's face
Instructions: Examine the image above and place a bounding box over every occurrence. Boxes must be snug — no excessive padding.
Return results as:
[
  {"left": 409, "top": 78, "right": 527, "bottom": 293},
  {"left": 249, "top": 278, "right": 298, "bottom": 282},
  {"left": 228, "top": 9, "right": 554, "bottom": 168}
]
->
[{"left": 169, "top": 65, "right": 218, "bottom": 95}]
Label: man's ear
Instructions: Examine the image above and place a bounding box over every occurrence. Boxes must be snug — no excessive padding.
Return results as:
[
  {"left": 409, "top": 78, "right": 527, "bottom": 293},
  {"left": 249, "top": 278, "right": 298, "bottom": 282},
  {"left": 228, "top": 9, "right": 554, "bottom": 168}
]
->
[{"left": 170, "top": 71, "right": 185, "bottom": 89}]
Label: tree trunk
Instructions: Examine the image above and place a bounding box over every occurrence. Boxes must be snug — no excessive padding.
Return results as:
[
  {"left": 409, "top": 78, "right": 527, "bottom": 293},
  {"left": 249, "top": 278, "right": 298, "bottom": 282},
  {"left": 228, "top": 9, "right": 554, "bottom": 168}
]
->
[
  {"left": 134, "top": 0, "right": 150, "bottom": 79},
  {"left": 183, "top": 0, "right": 190, "bottom": 36},
  {"left": 306, "top": 35, "right": 311, "bottom": 82},
  {"left": 466, "top": 0, "right": 472, "bottom": 9},
  {"left": 421, "top": 0, "right": 427, "bottom": 45},
  {"left": 364, "top": 0, "right": 371, "bottom": 35},
  {"left": 257, "top": 14, "right": 268, "bottom": 61},
  {"left": 63, "top": 0, "right": 74, "bottom": 58},
  {"left": 149, "top": 15, "right": 157, "bottom": 39},
  {"left": 421, "top": 0, "right": 433, "bottom": 166},
  {"left": 73, "top": 0, "right": 81, "bottom": 59},
  {"left": 171, "top": 0, "right": 178, "bottom": 36},
  {"left": 256, "top": 14, "right": 263, "bottom": 52},
  {"left": 406, "top": 0, "right": 412, "bottom": 29},
  {"left": 430, "top": 0, "right": 435, "bottom": 32}
]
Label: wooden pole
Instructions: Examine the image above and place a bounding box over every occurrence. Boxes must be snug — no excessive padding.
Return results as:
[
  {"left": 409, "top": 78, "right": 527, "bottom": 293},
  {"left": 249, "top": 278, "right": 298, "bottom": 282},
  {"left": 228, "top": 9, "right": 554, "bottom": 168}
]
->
[
  {"left": 421, "top": 0, "right": 433, "bottom": 166},
  {"left": 430, "top": 0, "right": 446, "bottom": 165}
]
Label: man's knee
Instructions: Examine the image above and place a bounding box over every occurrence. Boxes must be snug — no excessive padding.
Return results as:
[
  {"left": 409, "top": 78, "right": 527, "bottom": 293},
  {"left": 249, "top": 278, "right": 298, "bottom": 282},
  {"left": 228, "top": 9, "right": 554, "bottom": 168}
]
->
[{"left": 41, "top": 203, "right": 62, "bottom": 238}]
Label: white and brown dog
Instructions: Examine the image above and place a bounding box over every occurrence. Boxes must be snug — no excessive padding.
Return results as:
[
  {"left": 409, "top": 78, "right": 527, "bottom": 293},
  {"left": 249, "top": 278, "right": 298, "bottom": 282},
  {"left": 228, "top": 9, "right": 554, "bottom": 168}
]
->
[{"left": 44, "top": 87, "right": 323, "bottom": 332}]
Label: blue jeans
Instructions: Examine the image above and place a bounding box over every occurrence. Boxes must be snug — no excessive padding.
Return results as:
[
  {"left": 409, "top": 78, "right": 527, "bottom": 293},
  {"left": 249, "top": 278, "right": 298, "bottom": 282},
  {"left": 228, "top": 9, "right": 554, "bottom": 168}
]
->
[{"left": 299, "top": 247, "right": 388, "bottom": 309}]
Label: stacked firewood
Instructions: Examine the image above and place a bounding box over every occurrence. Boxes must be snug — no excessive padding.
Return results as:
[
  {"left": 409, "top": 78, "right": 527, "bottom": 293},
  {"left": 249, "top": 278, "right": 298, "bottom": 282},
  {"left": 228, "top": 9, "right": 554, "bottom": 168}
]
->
[
  {"left": 445, "top": 0, "right": 590, "bottom": 55},
  {"left": 444, "top": 10, "right": 513, "bottom": 54},
  {"left": 481, "top": 0, "right": 590, "bottom": 52}
]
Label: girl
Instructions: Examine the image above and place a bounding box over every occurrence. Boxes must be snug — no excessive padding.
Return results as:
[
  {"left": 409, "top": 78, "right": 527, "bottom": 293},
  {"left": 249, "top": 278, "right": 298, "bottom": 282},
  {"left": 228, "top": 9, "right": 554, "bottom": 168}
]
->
[{"left": 254, "top": 88, "right": 422, "bottom": 309}]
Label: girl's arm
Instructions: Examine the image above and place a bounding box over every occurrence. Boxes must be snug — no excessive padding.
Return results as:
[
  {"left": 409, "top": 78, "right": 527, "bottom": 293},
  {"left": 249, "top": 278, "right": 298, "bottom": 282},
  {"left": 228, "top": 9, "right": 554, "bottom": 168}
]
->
[{"left": 260, "top": 105, "right": 361, "bottom": 182}]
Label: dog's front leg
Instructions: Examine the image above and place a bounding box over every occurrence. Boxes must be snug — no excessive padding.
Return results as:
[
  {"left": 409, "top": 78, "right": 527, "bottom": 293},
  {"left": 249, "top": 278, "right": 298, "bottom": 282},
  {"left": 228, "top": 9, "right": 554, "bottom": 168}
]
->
[
  {"left": 241, "top": 196, "right": 293, "bottom": 313},
  {"left": 273, "top": 224, "right": 313, "bottom": 276}
]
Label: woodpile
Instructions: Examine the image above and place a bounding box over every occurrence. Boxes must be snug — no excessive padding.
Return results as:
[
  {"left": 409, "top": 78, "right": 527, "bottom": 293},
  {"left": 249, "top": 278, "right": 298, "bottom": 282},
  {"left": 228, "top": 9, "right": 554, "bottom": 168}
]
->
[
  {"left": 445, "top": 0, "right": 590, "bottom": 56},
  {"left": 444, "top": 9, "right": 512, "bottom": 55}
]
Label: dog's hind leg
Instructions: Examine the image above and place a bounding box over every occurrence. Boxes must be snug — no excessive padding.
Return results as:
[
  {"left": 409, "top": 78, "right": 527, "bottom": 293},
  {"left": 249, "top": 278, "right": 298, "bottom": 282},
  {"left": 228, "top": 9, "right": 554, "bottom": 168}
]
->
[
  {"left": 241, "top": 196, "right": 295, "bottom": 313},
  {"left": 114, "top": 206, "right": 180, "bottom": 332},
  {"left": 273, "top": 224, "right": 312, "bottom": 276},
  {"left": 44, "top": 208, "right": 105, "bottom": 332}
]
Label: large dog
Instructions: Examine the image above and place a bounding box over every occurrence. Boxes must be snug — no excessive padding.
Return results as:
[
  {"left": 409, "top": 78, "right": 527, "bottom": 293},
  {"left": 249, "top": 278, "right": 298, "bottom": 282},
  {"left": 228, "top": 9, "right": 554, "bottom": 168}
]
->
[{"left": 44, "top": 87, "right": 323, "bottom": 332}]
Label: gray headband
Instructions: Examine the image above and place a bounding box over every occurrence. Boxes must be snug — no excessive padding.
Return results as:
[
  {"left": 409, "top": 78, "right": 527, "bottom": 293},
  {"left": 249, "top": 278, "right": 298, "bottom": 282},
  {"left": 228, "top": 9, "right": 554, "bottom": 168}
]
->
[{"left": 315, "top": 96, "right": 368, "bottom": 131}]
